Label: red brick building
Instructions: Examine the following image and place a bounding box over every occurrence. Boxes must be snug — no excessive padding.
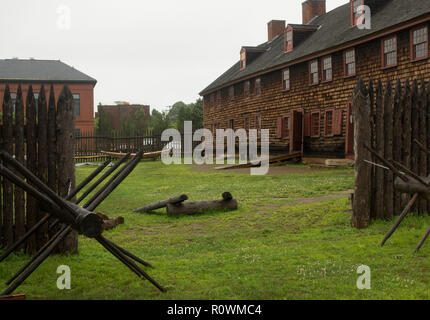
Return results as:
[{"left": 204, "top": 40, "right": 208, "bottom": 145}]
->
[
  {"left": 97, "top": 104, "right": 150, "bottom": 131},
  {"left": 0, "top": 59, "right": 97, "bottom": 134},
  {"left": 200, "top": 0, "right": 430, "bottom": 158}
]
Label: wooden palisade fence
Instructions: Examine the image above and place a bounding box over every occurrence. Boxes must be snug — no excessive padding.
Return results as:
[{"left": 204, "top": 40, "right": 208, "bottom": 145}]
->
[
  {"left": 352, "top": 78, "right": 430, "bottom": 228},
  {"left": 0, "top": 84, "right": 77, "bottom": 254}
]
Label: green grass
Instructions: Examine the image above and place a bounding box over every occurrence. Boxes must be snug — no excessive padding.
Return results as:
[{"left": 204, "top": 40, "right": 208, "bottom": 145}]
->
[{"left": 1, "top": 161, "right": 429, "bottom": 300}]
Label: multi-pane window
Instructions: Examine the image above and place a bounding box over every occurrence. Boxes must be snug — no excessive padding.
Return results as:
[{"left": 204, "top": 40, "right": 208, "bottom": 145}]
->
[
  {"left": 10, "top": 92, "right": 17, "bottom": 113},
  {"left": 412, "top": 26, "right": 428, "bottom": 60},
  {"left": 325, "top": 110, "right": 334, "bottom": 136},
  {"left": 352, "top": 0, "right": 364, "bottom": 25},
  {"left": 322, "top": 56, "right": 332, "bottom": 81},
  {"left": 344, "top": 49, "right": 356, "bottom": 77},
  {"left": 310, "top": 60, "right": 319, "bottom": 85},
  {"left": 311, "top": 111, "right": 320, "bottom": 138},
  {"left": 255, "top": 115, "right": 262, "bottom": 130},
  {"left": 216, "top": 90, "right": 222, "bottom": 105},
  {"left": 383, "top": 36, "right": 397, "bottom": 67},
  {"left": 210, "top": 93, "right": 215, "bottom": 106},
  {"left": 73, "top": 93, "right": 80, "bottom": 116},
  {"left": 255, "top": 78, "right": 261, "bottom": 95},
  {"left": 282, "top": 116, "right": 290, "bottom": 139},
  {"left": 244, "top": 80, "right": 250, "bottom": 97},
  {"left": 283, "top": 69, "right": 290, "bottom": 90},
  {"left": 240, "top": 50, "right": 246, "bottom": 69},
  {"left": 229, "top": 86, "right": 235, "bottom": 100},
  {"left": 285, "top": 30, "right": 293, "bottom": 52}
]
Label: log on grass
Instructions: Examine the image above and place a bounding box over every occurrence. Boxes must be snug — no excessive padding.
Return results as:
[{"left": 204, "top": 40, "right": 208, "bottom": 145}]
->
[
  {"left": 133, "top": 194, "right": 188, "bottom": 213},
  {"left": 166, "top": 197, "right": 238, "bottom": 216}
]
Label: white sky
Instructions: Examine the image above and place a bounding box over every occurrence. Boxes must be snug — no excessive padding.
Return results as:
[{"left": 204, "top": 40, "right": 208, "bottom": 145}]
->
[{"left": 0, "top": 0, "right": 347, "bottom": 112}]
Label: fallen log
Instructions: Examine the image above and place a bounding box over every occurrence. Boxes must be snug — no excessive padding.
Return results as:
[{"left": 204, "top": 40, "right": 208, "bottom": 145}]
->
[
  {"left": 134, "top": 194, "right": 188, "bottom": 213},
  {"left": 101, "top": 150, "right": 162, "bottom": 159},
  {"left": 394, "top": 176, "right": 430, "bottom": 200},
  {"left": 166, "top": 195, "right": 238, "bottom": 216},
  {"left": 96, "top": 212, "right": 124, "bottom": 231}
]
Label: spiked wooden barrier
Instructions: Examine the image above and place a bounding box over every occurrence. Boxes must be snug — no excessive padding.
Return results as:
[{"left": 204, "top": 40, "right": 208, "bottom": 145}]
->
[
  {"left": 352, "top": 79, "right": 430, "bottom": 229},
  {"left": 0, "top": 150, "right": 166, "bottom": 296}
]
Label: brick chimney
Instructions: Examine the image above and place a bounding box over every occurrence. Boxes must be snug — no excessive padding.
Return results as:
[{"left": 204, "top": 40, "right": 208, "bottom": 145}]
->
[
  {"left": 302, "top": 0, "right": 326, "bottom": 25},
  {"left": 268, "top": 20, "right": 286, "bottom": 42}
]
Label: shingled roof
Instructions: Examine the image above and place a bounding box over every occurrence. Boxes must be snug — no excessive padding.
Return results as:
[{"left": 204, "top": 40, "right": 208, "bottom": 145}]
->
[
  {"left": 0, "top": 59, "right": 97, "bottom": 85},
  {"left": 200, "top": 0, "right": 430, "bottom": 96}
]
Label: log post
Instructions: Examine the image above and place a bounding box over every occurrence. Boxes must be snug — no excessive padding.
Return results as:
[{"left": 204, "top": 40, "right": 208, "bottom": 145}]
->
[
  {"left": 351, "top": 79, "right": 372, "bottom": 229},
  {"left": 383, "top": 80, "right": 394, "bottom": 220},
  {"left": 393, "top": 80, "right": 403, "bottom": 215},
  {"left": 56, "top": 86, "right": 78, "bottom": 255},
  {"left": 374, "top": 80, "right": 384, "bottom": 219}
]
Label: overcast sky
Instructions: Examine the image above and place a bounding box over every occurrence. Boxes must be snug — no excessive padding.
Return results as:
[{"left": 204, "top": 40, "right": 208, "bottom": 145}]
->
[{"left": 0, "top": 0, "right": 347, "bottom": 113}]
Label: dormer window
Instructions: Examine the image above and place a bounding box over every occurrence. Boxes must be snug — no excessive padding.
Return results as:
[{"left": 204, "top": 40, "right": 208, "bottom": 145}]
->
[
  {"left": 351, "top": 0, "right": 364, "bottom": 26},
  {"left": 240, "top": 49, "right": 246, "bottom": 70},
  {"left": 285, "top": 28, "right": 293, "bottom": 52}
]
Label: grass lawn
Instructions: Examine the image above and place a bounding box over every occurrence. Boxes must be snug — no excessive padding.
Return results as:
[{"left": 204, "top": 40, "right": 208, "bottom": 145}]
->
[{"left": 1, "top": 161, "right": 429, "bottom": 300}]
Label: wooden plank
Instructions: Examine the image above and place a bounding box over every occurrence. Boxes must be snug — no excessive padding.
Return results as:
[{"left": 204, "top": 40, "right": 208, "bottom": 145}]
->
[
  {"left": 56, "top": 85, "right": 78, "bottom": 254},
  {"left": 374, "top": 80, "right": 384, "bottom": 219},
  {"left": 26, "top": 85, "right": 38, "bottom": 253},
  {"left": 214, "top": 152, "right": 302, "bottom": 170},
  {"left": 392, "top": 80, "right": 403, "bottom": 215},
  {"left": 37, "top": 86, "right": 48, "bottom": 247},
  {"left": 383, "top": 80, "right": 394, "bottom": 220},
  {"left": 0, "top": 294, "right": 26, "bottom": 300},
  {"left": 2, "top": 85, "right": 14, "bottom": 247},
  {"left": 14, "top": 86, "right": 26, "bottom": 248},
  {"left": 351, "top": 79, "right": 372, "bottom": 229}
]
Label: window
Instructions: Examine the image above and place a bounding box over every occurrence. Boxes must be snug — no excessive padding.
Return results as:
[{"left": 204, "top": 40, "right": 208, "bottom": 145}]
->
[
  {"left": 10, "top": 92, "right": 17, "bottom": 113},
  {"left": 411, "top": 26, "right": 428, "bottom": 61},
  {"left": 309, "top": 60, "right": 319, "bottom": 85},
  {"left": 322, "top": 56, "right": 332, "bottom": 82},
  {"left": 229, "top": 86, "right": 235, "bottom": 100},
  {"left": 254, "top": 78, "right": 261, "bottom": 95},
  {"left": 34, "top": 92, "right": 39, "bottom": 116},
  {"left": 351, "top": 0, "right": 364, "bottom": 25},
  {"left": 75, "top": 129, "right": 81, "bottom": 137},
  {"left": 344, "top": 49, "right": 356, "bottom": 77},
  {"left": 240, "top": 50, "right": 246, "bottom": 69},
  {"left": 311, "top": 111, "right": 320, "bottom": 138},
  {"left": 282, "top": 69, "right": 290, "bottom": 90},
  {"left": 210, "top": 93, "right": 215, "bottom": 106},
  {"left": 216, "top": 91, "right": 222, "bottom": 105},
  {"left": 285, "top": 29, "right": 293, "bottom": 52},
  {"left": 73, "top": 93, "right": 80, "bottom": 116},
  {"left": 325, "top": 109, "right": 334, "bottom": 136},
  {"left": 282, "top": 116, "right": 290, "bottom": 139},
  {"left": 229, "top": 119, "right": 234, "bottom": 129},
  {"left": 255, "top": 115, "right": 262, "bottom": 130},
  {"left": 244, "top": 80, "right": 250, "bottom": 98},
  {"left": 382, "top": 36, "right": 397, "bottom": 68}
]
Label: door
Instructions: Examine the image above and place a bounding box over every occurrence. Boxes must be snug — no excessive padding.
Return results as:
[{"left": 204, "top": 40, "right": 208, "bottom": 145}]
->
[
  {"left": 290, "top": 109, "right": 304, "bottom": 153},
  {"left": 345, "top": 102, "right": 354, "bottom": 158}
]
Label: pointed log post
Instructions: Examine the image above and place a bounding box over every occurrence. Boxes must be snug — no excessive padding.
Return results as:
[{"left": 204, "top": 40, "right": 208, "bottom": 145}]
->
[
  {"left": 351, "top": 79, "right": 372, "bottom": 229},
  {"left": 374, "top": 80, "right": 385, "bottom": 219},
  {"left": 418, "top": 80, "right": 428, "bottom": 213},
  {"left": 383, "top": 80, "right": 394, "bottom": 220},
  {"left": 392, "top": 80, "right": 403, "bottom": 215},
  {"left": 47, "top": 85, "right": 57, "bottom": 192},
  {"left": 14, "top": 86, "right": 26, "bottom": 249},
  {"left": 402, "top": 80, "right": 412, "bottom": 208},
  {"left": 37, "top": 86, "right": 49, "bottom": 248},
  {"left": 56, "top": 85, "right": 78, "bottom": 255},
  {"left": 368, "top": 80, "right": 376, "bottom": 220},
  {"left": 2, "top": 85, "right": 14, "bottom": 247}
]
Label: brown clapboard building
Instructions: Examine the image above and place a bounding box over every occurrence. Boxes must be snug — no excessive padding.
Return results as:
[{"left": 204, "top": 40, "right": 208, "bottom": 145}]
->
[{"left": 200, "top": 0, "right": 430, "bottom": 158}]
